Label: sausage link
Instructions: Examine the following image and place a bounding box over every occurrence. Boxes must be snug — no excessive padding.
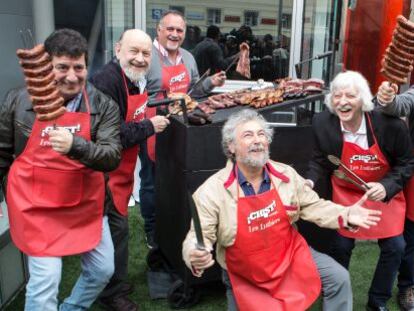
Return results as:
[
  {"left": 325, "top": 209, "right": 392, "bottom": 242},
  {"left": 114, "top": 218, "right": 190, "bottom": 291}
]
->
[
  {"left": 25, "top": 71, "right": 55, "bottom": 88},
  {"left": 16, "top": 44, "right": 45, "bottom": 60},
  {"left": 23, "top": 62, "right": 53, "bottom": 78},
  {"left": 27, "top": 81, "right": 56, "bottom": 97},
  {"left": 36, "top": 107, "right": 66, "bottom": 121},
  {"left": 31, "top": 89, "right": 60, "bottom": 105},
  {"left": 33, "top": 97, "right": 64, "bottom": 113},
  {"left": 19, "top": 52, "right": 50, "bottom": 69}
]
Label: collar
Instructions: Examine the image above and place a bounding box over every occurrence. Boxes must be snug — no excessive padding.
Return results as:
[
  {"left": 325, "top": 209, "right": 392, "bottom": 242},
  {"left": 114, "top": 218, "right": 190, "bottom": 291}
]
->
[
  {"left": 65, "top": 92, "right": 82, "bottom": 112},
  {"left": 224, "top": 161, "right": 289, "bottom": 189},
  {"left": 237, "top": 167, "right": 270, "bottom": 186},
  {"left": 153, "top": 39, "right": 183, "bottom": 65},
  {"left": 340, "top": 113, "right": 366, "bottom": 135}
]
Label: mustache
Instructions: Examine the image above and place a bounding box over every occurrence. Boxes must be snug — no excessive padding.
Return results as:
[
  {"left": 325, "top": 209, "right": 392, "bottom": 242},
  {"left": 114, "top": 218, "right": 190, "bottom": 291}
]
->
[
  {"left": 248, "top": 143, "right": 265, "bottom": 152},
  {"left": 167, "top": 35, "right": 180, "bottom": 41}
]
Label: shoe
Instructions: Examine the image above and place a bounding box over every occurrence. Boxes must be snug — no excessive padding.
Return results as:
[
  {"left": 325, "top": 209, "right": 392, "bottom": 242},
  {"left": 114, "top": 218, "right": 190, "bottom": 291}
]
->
[
  {"left": 366, "top": 304, "right": 389, "bottom": 311},
  {"left": 99, "top": 295, "right": 138, "bottom": 311},
  {"left": 398, "top": 287, "right": 414, "bottom": 311}
]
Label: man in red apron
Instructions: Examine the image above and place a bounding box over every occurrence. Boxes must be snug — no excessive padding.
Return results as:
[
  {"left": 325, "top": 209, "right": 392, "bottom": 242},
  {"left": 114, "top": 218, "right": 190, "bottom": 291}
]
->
[
  {"left": 307, "top": 71, "right": 414, "bottom": 311},
  {"left": 143, "top": 10, "right": 227, "bottom": 250},
  {"left": 90, "top": 29, "right": 170, "bottom": 310},
  {"left": 0, "top": 29, "right": 121, "bottom": 310},
  {"left": 183, "top": 109, "right": 381, "bottom": 311},
  {"left": 377, "top": 81, "right": 414, "bottom": 311}
]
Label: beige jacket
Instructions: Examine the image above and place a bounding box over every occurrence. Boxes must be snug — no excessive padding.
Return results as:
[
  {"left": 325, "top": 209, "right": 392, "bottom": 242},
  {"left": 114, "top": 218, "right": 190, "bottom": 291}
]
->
[{"left": 182, "top": 160, "right": 352, "bottom": 270}]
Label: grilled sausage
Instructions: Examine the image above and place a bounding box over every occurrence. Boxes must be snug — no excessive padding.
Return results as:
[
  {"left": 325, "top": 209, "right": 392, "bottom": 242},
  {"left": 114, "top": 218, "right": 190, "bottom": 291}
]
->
[
  {"left": 16, "top": 44, "right": 45, "bottom": 60},
  {"left": 25, "top": 71, "right": 55, "bottom": 87},
  {"left": 19, "top": 52, "right": 50, "bottom": 69},
  {"left": 27, "top": 81, "right": 57, "bottom": 97},
  {"left": 36, "top": 106, "right": 66, "bottom": 121},
  {"left": 31, "top": 89, "right": 61, "bottom": 105},
  {"left": 33, "top": 97, "right": 64, "bottom": 114},
  {"left": 23, "top": 62, "right": 53, "bottom": 78}
]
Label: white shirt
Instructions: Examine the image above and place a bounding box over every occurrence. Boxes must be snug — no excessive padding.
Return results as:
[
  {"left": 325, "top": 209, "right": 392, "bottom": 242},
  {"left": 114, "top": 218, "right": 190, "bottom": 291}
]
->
[
  {"left": 153, "top": 39, "right": 183, "bottom": 65},
  {"left": 134, "top": 78, "right": 147, "bottom": 94},
  {"left": 341, "top": 114, "right": 368, "bottom": 149}
]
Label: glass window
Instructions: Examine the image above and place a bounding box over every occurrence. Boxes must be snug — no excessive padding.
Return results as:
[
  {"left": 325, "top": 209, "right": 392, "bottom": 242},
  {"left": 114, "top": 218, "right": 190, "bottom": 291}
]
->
[
  {"left": 54, "top": 0, "right": 135, "bottom": 75},
  {"left": 169, "top": 5, "right": 185, "bottom": 14},
  {"left": 146, "top": 0, "right": 295, "bottom": 81},
  {"left": 207, "top": 8, "right": 221, "bottom": 25},
  {"left": 244, "top": 10, "right": 259, "bottom": 27},
  {"left": 300, "top": 0, "right": 335, "bottom": 83}
]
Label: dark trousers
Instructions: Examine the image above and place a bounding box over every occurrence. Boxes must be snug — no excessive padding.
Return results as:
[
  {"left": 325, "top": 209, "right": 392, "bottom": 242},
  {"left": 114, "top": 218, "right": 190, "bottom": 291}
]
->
[
  {"left": 398, "top": 218, "right": 414, "bottom": 292},
  {"left": 331, "top": 232, "right": 405, "bottom": 307},
  {"left": 138, "top": 142, "right": 155, "bottom": 237},
  {"left": 99, "top": 200, "right": 129, "bottom": 299}
]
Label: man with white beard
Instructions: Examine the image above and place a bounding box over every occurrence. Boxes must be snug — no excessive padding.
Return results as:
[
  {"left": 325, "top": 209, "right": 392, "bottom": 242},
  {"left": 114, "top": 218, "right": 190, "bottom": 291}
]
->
[
  {"left": 182, "top": 109, "right": 382, "bottom": 311},
  {"left": 90, "top": 29, "right": 169, "bottom": 311}
]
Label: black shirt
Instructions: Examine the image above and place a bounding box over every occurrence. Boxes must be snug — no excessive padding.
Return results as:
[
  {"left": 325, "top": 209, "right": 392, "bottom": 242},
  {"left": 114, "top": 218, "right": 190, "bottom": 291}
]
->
[{"left": 90, "top": 58, "right": 154, "bottom": 149}]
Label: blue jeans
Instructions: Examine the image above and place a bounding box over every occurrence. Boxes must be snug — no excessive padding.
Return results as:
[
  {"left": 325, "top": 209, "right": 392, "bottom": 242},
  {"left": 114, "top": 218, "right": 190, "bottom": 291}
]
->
[
  {"left": 138, "top": 142, "right": 155, "bottom": 237},
  {"left": 331, "top": 232, "right": 405, "bottom": 307},
  {"left": 398, "top": 218, "right": 414, "bottom": 292},
  {"left": 25, "top": 216, "right": 114, "bottom": 311}
]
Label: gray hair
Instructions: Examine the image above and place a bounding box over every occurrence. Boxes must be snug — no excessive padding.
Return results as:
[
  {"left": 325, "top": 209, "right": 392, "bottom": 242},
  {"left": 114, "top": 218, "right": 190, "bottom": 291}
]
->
[
  {"left": 325, "top": 70, "right": 374, "bottom": 113},
  {"left": 222, "top": 109, "right": 273, "bottom": 161},
  {"left": 158, "top": 10, "right": 187, "bottom": 28}
]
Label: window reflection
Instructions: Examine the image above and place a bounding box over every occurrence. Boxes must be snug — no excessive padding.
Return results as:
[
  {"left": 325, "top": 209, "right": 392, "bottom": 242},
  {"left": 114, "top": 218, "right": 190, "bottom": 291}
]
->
[{"left": 146, "top": 0, "right": 294, "bottom": 81}]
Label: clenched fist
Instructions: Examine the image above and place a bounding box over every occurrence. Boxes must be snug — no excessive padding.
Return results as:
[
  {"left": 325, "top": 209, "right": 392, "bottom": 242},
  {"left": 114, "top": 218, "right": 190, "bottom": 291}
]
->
[
  {"left": 150, "top": 115, "right": 170, "bottom": 133},
  {"left": 377, "top": 81, "right": 398, "bottom": 105},
  {"left": 48, "top": 127, "right": 73, "bottom": 154}
]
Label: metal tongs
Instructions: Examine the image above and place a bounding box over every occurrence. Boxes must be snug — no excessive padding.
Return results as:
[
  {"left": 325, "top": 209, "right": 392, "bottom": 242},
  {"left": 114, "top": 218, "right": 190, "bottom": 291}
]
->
[
  {"left": 147, "top": 97, "right": 189, "bottom": 124},
  {"left": 327, "top": 155, "right": 371, "bottom": 190},
  {"left": 224, "top": 52, "right": 240, "bottom": 73},
  {"left": 188, "top": 68, "right": 211, "bottom": 96}
]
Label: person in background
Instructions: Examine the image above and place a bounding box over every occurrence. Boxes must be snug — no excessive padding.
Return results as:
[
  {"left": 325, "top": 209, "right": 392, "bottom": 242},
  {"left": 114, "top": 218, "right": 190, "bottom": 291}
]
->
[
  {"left": 192, "top": 25, "right": 237, "bottom": 75},
  {"left": 306, "top": 71, "right": 414, "bottom": 311},
  {"left": 143, "top": 10, "right": 226, "bottom": 247},
  {"left": 183, "top": 108, "right": 381, "bottom": 311},
  {"left": 90, "top": 29, "right": 170, "bottom": 311},
  {"left": 0, "top": 28, "right": 121, "bottom": 311},
  {"left": 375, "top": 81, "right": 414, "bottom": 311}
]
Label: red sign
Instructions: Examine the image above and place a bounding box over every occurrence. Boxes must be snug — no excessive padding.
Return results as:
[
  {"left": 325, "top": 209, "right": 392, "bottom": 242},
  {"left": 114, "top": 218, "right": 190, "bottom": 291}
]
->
[
  {"left": 224, "top": 15, "right": 241, "bottom": 22},
  {"left": 261, "top": 18, "right": 276, "bottom": 25}
]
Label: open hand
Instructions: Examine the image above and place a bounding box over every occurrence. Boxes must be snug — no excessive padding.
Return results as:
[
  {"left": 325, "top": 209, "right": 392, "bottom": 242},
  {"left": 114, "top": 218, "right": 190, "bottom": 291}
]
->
[{"left": 347, "top": 194, "right": 382, "bottom": 229}]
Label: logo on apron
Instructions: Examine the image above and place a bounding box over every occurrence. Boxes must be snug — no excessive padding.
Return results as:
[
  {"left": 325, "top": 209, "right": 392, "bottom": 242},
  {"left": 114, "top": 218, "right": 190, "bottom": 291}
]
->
[
  {"left": 40, "top": 124, "right": 81, "bottom": 147},
  {"left": 133, "top": 103, "right": 147, "bottom": 120},
  {"left": 169, "top": 72, "right": 186, "bottom": 84}
]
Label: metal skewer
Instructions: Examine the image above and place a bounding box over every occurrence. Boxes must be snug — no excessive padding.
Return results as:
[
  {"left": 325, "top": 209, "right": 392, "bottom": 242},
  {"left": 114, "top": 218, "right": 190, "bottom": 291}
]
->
[
  {"left": 333, "top": 170, "right": 367, "bottom": 191},
  {"left": 327, "top": 155, "right": 371, "bottom": 189}
]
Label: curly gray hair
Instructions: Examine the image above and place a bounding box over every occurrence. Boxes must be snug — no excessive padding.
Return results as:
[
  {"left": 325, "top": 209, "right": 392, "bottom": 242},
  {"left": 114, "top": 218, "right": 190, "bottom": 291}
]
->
[
  {"left": 222, "top": 109, "right": 273, "bottom": 161},
  {"left": 325, "top": 70, "right": 374, "bottom": 113}
]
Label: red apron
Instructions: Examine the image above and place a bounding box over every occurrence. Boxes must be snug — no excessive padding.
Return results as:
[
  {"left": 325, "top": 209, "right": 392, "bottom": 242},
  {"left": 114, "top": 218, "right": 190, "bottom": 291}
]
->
[
  {"left": 146, "top": 51, "right": 191, "bottom": 162},
  {"left": 225, "top": 166, "right": 321, "bottom": 311},
  {"left": 108, "top": 71, "right": 147, "bottom": 216},
  {"left": 6, "top": 89, "right": 105, "bottom": 256},
  {"left": 333, "top": 113, "right": 406, "bottom": 239}
]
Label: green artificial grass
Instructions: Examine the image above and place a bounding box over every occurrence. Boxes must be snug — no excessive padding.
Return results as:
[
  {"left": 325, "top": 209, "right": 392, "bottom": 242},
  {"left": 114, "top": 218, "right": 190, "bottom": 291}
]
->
[{"left": 6, "top": 207, "right": 402, "bottom": 310}]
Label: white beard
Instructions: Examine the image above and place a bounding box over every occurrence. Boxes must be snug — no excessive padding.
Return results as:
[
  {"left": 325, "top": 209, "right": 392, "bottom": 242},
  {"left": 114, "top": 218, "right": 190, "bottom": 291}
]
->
[
  {"left": 237, "top": 150, "right": 269, "bottom": 168},
  {"left": 122, "top": 65, "right": 146, "bottom": 83}
]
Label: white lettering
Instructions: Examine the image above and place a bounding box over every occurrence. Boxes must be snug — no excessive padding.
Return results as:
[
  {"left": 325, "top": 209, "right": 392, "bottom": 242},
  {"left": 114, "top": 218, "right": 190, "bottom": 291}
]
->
[{"left": 247, "top": 200, "right": 277, "bottom": 225}]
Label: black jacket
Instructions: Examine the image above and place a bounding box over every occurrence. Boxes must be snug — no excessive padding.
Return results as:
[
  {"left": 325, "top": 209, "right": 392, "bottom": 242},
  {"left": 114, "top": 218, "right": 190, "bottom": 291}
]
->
[
  {"left": 0, "top": 82, "right": 122, "bottom": 200},
  {"left": 90, "top": 58, "right": 154, "bottom": 149},
  {"left": 306, "top": 110, "right": 414, "bottom": 201},
  {"left": 193, "top": 38, "right": 234, "bottom": 74}
]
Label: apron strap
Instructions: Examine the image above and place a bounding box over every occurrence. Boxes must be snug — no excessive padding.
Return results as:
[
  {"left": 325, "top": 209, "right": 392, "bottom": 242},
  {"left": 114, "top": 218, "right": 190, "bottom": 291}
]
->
[
  {"left": 365, "top": 112, "right": 379, "bottom": 146},
  {"left": 121, "top": 70, "right": 131, "bottom": 97},
  {"left": 82, "top": 87, "right": 91, "bottom": 114}
]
